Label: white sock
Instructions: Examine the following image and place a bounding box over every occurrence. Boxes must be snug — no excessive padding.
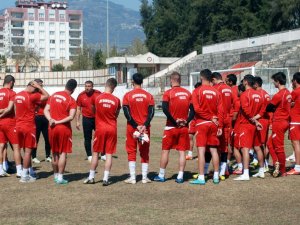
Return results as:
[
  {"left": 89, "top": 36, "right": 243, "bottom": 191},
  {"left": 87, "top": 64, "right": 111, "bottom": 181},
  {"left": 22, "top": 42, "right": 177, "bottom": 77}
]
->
[
  {"left": 295, "top": 165, "right": 300, "bottom": 172},
  {"left": 177, "top": 171, "right": 184, "bottom": 179},
  {"left": 142, "top": 163, "right": 148, "bottom": 179},
  {"left": 158, "top": 168, "right": 165, "bottom": 178},
  {"left": 204, "top": 163, "right": 210, "bottom": 174},
  {"left": 129, "top": 161, "right": 136, "bottom": 179},
  {"left": 227, "top": 159, "right": 230, "bottom": 164},
  {"left": 243, "top": 169, "right": 249, "bottom": 177},
  {"left": 259, "top": 167, "right": 264, "bottom": 174},
  {"left": 3, "top": 161, "right": 8, "bottom": 171},
  {"left": 16, "top": 164, "right": 22, "bottom": 175},
  {"left": 220, "top": 162, "right": 227, "bottom": 176},
  {"left": 249, "top": 149, "right": 254, "bottom": 155},
  {"left": 198, "top": 174, "right": 205, "bottom": 180},
  {"left": 22, "top": 168, "right": 29, "bottom": 178},
  {"left": 29, "top": 167, "right": 35, "bottom": 176},
  {"left": 103, "top": 170, "right": 109, "bottom": 181},
  {"left": 188, "top": 151, "right": 193, "bottom": 157},
  {"left": 264, "top": 159, "right": 269, "bottom": 167},
  {"left": 213, "top": 171, "right": 219, "bottom": 179},
  {"left": 89, "top": 170, "right": 95, "bottom": 180},
  {"left": 238, "top": 163, "right": 243, "bottom": 170},
  {"left": 57, "top": 173, "right": 63, "bottom": 181},
  {"left": 54, "top": 173, "right": 58, "bottom": 179},
  {"left": 0, "top": 164, "right": 4, "bottom": 174}
]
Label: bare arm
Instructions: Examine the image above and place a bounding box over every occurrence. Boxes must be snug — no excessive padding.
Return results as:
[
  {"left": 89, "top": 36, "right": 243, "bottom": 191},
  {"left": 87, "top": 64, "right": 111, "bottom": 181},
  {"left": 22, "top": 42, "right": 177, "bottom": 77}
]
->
[
  {"left": 76, "top": 106, "right": 82, "bottom": 130},
  {"left": 31, "top": 81, "right": 49, "bottom": 101},
  {"left": 54, "top": 108, "right": 76, "bottom": 125},
  {"left": 0, "top": 101, "right": 14, "bottom": 118}
]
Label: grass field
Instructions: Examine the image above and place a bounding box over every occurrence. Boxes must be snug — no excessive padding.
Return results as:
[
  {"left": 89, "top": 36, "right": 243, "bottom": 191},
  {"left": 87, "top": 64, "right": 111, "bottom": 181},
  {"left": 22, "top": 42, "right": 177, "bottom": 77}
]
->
[{"left": 1, "top": 115, "right": 300, "bottom": 225}]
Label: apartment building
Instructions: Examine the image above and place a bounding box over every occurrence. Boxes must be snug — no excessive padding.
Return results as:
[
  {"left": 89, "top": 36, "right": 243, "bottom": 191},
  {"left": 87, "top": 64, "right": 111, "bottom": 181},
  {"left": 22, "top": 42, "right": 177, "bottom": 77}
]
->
[{"left": 1, "top": 0, "right": 83, "bottom": 64}]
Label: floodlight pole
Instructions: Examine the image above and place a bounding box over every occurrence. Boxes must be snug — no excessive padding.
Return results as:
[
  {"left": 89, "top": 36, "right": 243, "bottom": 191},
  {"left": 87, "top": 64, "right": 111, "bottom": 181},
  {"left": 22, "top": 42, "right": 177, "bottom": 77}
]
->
[{"left": 106, "top": 0, "right": 109, "bottom": 58}]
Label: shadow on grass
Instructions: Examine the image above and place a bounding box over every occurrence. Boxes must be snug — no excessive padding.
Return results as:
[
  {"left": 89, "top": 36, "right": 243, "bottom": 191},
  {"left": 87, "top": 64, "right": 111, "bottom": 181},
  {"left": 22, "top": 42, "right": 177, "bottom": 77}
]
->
[{"left": 64, "top": 172, "right": 89, "bottom": 182}]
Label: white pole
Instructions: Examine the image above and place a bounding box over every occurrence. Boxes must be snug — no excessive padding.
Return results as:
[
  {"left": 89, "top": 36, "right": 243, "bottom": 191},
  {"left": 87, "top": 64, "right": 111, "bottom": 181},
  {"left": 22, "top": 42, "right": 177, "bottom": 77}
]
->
[{"left": 106, "top": 0, "right": 109, "bottom": 57}]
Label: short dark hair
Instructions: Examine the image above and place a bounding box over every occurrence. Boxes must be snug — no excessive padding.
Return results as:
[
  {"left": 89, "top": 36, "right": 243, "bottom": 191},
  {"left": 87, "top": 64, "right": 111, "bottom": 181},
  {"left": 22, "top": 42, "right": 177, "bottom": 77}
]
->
[
  {"left": 65, "top": 79, "right": 77, "bottom": 92},
  {"left": 170, "top": 71, "right": 181, "bottom": 84},
  {"left": 254, "top": 76, "right": 263, "bottom": 87},
  {"left": 34, "top": 78, "right": 43, "bottom": 83},
  {"left": 226, "top": 74, "right": 237, "bottom": 85},
  {"left": 194, "top": 81, "right": 202, "bottom": 89},
  {"left": 271, "top": 72, "right": 286, "bottom": 85},
  {"left": 106, "top": 78, "right": 117, "bottom": 89},
  {"left": 132, "top": 73, "right": 143, "bottom": 85},
  {"left": 211, "top": 72, "right": 222, "bottom": 80},
  {"left": 243, "top": 74, "right": 255, "bottom": 87},
  {"left": 292, "top": 72, "right": 300, "bottom": 84},
  {"left": 3, "top": 75, "right": 15, "bottom": 85},
  {"left": 85, "top": 80, "right": 94, "bottom": 86},
  {"left": 238, "top": 83, "right": 245, "bottom": 93},
  {"left": 200, "top": 69, "right": 212, "bottom": 81}
]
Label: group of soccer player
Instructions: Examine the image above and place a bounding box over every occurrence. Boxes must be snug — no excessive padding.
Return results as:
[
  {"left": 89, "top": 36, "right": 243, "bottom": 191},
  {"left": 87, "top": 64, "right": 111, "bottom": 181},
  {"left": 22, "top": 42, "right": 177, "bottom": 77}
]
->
[{"left": 0, "top": 68, "right": 299, "bottom": 185}]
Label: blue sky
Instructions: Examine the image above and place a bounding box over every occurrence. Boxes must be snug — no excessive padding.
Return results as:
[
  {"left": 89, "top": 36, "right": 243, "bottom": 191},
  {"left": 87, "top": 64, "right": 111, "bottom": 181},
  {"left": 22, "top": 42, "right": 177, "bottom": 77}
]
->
[{"left": 0, "top": 0, "right": 143, "bottom": 11}]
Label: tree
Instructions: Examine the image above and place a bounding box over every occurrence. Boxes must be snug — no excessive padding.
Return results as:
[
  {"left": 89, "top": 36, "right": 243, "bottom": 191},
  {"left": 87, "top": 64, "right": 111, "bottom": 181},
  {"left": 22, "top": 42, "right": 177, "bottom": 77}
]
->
[
  {"left": 69, "top": 45, "right": 92, "bottom": 71},
  {"left": 52, "top": 63, "right": 65, "bottom": 71},
  {"left": 14, "top": 46, "right": 40, "bottom": 72},
  {"left": 126, "top": 38, "right": 148, "bottom": 55},
  {"left": 93, "top": 49, "right": 106, "bottom": 69}
]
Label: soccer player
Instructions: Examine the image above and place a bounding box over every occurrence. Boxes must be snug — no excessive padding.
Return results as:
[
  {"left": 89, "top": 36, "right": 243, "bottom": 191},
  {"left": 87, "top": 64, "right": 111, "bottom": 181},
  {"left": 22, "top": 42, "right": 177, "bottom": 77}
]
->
[
  {"left": 154, "top": 72, "right": 194, "bottom": 183},
  {"left": 123, "top": 73, "right": 155, "bottom": 184},
  {"left": 0, "top": 75, "right": 22, "bottom": 177},
  {"left": 211, "top": 72, "right": 233, "bottom": 180},
  {"left": 266, "top": 72, "right": 291, "bottom": 177},
  {"left": 253, "top": 76, "right": 271, "bottom": 172},
  {"left": 186, "top": 81, "right": 202, "bottom": 160},
  {"left": 287, "top": 72, "right": 300, "bottom": 175},
  {"left": 15, "top": 81, "right": 49, "bottom": 182},
  {"left": 233, "top": 75, "right": 264, "bottom": 181},
  {"left": 84, "top": 78, "right": 121, "bottom": 186},
  {"left": 44, "top": 79, "right": 77, "bottom": 185},
  {"left": 190, "top": 69, "right": 224, "bottom": 185},
  {"left": 76, "top": 81, "right": 101, "bottom": 162},
  {"left": 32, "top": 79, "right": 52, "bottom": 163}
]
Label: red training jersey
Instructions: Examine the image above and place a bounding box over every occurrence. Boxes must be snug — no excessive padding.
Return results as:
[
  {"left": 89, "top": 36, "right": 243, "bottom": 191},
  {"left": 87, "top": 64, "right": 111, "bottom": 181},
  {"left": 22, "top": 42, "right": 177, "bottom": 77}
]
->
[
  {"left": 122, "top": 88, "right": 155, "bottom": 126},
  {"left": 290, "top": 87, "right": 300, "bottom": 123},
  {"left": 0, "top": 88, "right": 16, "bottom": 126},
  {"left": 14, "top": 91, "right": 41, "bottom": 128},
  {"left": 47, "top": 91, "right": 77, "bottom": 128},
  {"left": 35, "top": 100, "right": 47, "bottom": 116},
  {"left": 257, "top": 88, "right": 271, "bottom": 120},
  {"left": 76, "top": 90, "right": 101, "bottom": 118},
  {"left": 93, "top": 92, "right": 121, "bottom": 130},
  {"left": 230, "top": 85, "right": 239, "bottom": 117},
  {"left": 214, "top": 82, "right": 233, "bottom": 122},
  {"left": 192, "top": 84, "right": 224, "bottom": 128},
  {"left": 239, "top": 88, "right": 263, "bottom": 124},
  {"left": 162, "top": 86, "right": 192, "bottom": 126},
  {"left": 270, "top": 88, "right": 291, "bottom": 122}
]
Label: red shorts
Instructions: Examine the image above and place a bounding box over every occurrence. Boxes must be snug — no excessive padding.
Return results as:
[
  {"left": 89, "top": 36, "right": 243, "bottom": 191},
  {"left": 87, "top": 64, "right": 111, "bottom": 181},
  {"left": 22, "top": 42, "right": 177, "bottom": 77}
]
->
[
  {"left": 49, "top": 125, "right": 72, "bottom": 154},
  {"left": 218, "top": 127, "right": 230, "bottom": 153},
  {"left": 188, "top": 120, "right": 196, "bottom": 134},
  {"left": 162, "top": 127, "right": 189, "bottom": 151},
  {"left": 0, "top": 124, "right": 18, "bottom": 144},
  {"left": 289, "top": 123, "right": 300, "bottom": 140},
  {"left": 257, "top": 119, "right": 269, "bottom": 145},
  {"left": 93, "top": 128, "right": 117, "bottom": 154},
  {"left": 233, "top": 132, "right": 240, "bottom": 149},
  {"left": 239, "top": 123, "right": 259, "bottom": 149},
  {"left": 126, "top": 125, "right": 150, "bottom": 163},
  {"left": 195, "top": 122, "right": 219, "bottom": 147},
  {"left": 16, "top": 126, "right": 36, "bottom": 149}
]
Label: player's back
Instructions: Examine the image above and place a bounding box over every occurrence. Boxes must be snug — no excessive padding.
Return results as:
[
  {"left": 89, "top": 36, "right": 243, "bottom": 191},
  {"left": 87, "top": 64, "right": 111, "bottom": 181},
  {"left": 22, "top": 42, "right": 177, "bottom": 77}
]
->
[
  {"left": 0, "top": 88, "right": 16, "bottom": 123},
  {"left": 94, "top": 92, "right": 120, "bottom": 129},
  {"left": 48, "top": 91, "right": 76, "bottom": 127},
  {"left": 163, "top": 86, "right": 191, "bottom": 126},
  {"left": 214, "top": 83, "right": 233, "bottom": 117},
  {"left": 123, "top": 88, "right": 154, "bottom": 125},
  {"left": 15, "top": 91, "right": 40, "bottom": 127},
  {"left": 257, "top": 88, "right": 270, "bottom": 120},
  {"left": 239, "top": 88, "right": 263, "bottom": 124},
  {"left": 192, "top": 84, "right": 222, "bottom": 122},
  {"left": 272, "top": 88, "right": 291, "bottom": 122}
]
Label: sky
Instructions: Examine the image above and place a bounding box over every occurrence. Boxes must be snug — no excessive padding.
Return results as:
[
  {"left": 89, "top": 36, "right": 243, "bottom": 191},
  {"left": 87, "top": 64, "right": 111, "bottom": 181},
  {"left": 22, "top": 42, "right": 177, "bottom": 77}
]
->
[{"left": 0, "top": 0, "right": 143, "bottom": 11}]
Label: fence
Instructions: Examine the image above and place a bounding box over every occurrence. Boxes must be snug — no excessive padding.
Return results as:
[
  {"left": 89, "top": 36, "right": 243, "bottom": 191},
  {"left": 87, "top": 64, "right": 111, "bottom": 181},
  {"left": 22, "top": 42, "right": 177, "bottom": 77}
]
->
[{"left": 0, "top": 69, "right": 115, "bottom": 87}]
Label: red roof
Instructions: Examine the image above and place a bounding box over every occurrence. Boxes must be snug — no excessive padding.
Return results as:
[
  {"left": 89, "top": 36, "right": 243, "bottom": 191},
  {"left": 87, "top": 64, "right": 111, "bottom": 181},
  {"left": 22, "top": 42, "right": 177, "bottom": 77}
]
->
[{"left": 221, "top": 61, "right": 257, "bottom": 78}]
